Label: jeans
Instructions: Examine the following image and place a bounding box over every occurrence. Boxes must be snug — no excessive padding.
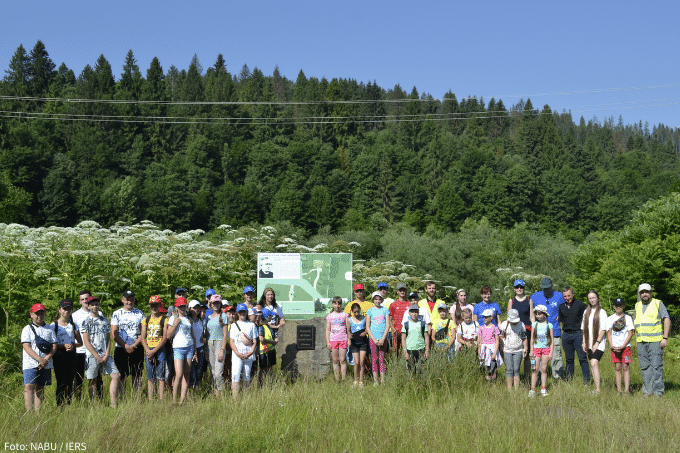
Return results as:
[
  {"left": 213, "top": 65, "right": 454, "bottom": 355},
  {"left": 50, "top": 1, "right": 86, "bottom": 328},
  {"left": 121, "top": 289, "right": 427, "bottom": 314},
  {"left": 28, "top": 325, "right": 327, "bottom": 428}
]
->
[
  {"left": 562, "top": 330, "right": 590, "bottom": 384},
  {"left": 637, "top": 341, "right": 664, "bottom": 396}
]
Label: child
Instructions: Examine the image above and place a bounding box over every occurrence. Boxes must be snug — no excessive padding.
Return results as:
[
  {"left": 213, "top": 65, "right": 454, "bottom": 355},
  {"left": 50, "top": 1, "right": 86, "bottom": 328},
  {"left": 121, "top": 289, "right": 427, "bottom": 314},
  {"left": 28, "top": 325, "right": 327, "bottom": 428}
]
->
[
  {"left": 402, "top": 304, "right": 430, "bottom": 374},
  {"left": 188, "top": 300, "right": 206, "bottom": 394},
  {"left": 257, "top": 308, "right": 278, "bottom": 385},
  {"left": 22, "top": 303, "right": 57, "bottom": 412},
  {"left": 167, "top": 297, "right": 196, "bottom": 405},
  {"left": 230, "top": 303, "right": 258, "bottom": 399},
  {"left": 80, "top": 296, "right": 121, "bottom": 407},
  {"left": 607, "top": 298, "right": 634, "bottom": 395},
  {"left": 140, "top": 295, "right": 168, "bottom": 400},
  {"left": 326, "top": 296, "right": 349, "bottom": 381},
  {"left": 366, "top": 291, "right": 391, "bottom": 385},
  {"left": 454, "top": 308, "right": 478, "bottom": 351},
  {"left": 478, "top": 308, "right": 502, "bottom": 380},
  {"left": 347, "top": 303, "right": 368, "bottom": 386},
  {"left": 500, "top": 309, "right": 527, "bottom": 391},
  {"left": 431, "top": 303, "right": 455, "bottom": 353},
  {"left": 51, "top": 299, "right": 83, "bottom": 406},
  {"left": 529, "top": 305, "right": 553, "bottom": 397}
]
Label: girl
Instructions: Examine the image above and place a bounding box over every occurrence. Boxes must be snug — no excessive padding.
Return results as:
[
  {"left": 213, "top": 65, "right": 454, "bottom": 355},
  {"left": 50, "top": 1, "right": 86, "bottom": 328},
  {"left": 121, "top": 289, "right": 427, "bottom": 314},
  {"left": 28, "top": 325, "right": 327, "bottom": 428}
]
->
[
  {"left": 450, "top": 289, "right": 473, "bottom": 326},
  {"left": 454, "top": 308, "right": 478, "bottom": 351},
  {"left": 478, "top": 309, "right": 502, "bottom": 380},
  {"left": 21, "top": 303, "right": 57, "bottom": 412},
  {"left": 140, "top": 295, "right": 167, "bottom": 400},
  {"left": 205, "top": 294, "right": 229, "bottom": 397},
  {"left": 51, "top": 299, "right": 83, "bottom": 405},
  {"left": 582, "top": 290, "right": 607, "bottom": 394},
  {"left": 167, "top": 297, "right": 196, "bottom": 405},
  {"left": 259, "top": 288, "right": 285, "bottom": 338},
  {"left": 326, "top": 296, "right": 349, "bottom": 381},
  {"left": 607, "top": 298, "right": 634, "bottom": 395},
  {"left": 230, "top": 303, "right": 258, "bottom": 399},
  {"left": 257, "top": 308, "right": 277, "bottom": 385},
  {"left": 500, "top": 309, "right": 527, "bottom": 391},
  {"left": 529, "top": 305, "right": 553, "bottom": 397},
  {"left": 347, "top": 303, "right": 368, "bottom": 386},
  {"left": 366, "top": 291, "right": 390, "bottom": 385},
  {"left": 188, "top": 300, "right": 206, "bottom": 394},
  {"left": 507, "top": 278, "right": 534, "bottom": 381}
]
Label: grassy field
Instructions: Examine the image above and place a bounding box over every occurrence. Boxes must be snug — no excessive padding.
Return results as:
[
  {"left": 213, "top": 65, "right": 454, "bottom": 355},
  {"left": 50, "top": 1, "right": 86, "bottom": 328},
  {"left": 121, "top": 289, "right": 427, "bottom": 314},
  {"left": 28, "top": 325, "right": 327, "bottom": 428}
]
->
[{"left": 1, "top": 347, "right": 679, "bottom": 453}]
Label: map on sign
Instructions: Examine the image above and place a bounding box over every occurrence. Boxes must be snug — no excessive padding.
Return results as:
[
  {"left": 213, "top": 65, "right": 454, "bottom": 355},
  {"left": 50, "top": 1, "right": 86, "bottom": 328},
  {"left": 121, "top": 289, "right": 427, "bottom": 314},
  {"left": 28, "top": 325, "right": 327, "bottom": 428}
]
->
[{"left": 256, "top": 253, "right": 353, "bottom": 316}]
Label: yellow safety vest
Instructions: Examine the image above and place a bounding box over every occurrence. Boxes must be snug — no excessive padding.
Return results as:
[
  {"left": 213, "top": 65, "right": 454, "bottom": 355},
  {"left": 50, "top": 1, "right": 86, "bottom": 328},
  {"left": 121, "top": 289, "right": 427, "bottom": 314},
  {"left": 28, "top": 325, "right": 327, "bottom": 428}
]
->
[
  {"left": 634, "top": 299, "right": 663, "bottom": 342},
  {"left": 259, "top": 324, "right": 275, "bottom": 354},
  {"left": 419, "top": 298, "right": 445, "bottom": 321}
]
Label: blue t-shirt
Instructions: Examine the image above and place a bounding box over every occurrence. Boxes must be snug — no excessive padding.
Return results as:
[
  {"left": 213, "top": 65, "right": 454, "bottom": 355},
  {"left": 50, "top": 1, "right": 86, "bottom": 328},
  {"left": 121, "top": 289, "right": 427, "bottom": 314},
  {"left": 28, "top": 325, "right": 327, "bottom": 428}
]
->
[
  {"left": 205, "top": 313, "right": 229, "bottom": 341},
  {"left": 530, "top": 290, "right": 565, "bottom": 337},
  {"left": 473, "top": 302, "right": 502, "bottom": 327},
  {"left": 366, "top": 306, "right": 389, "bottom": 340},
  {"left": 532, "top": 321, "right": 553, "bottom": 348}
]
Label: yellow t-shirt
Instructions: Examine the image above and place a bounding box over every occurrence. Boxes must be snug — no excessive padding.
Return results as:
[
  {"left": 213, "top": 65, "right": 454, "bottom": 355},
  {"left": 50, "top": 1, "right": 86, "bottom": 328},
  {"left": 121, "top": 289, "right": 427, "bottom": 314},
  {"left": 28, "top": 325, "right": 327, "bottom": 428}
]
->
[
  {"left": 145, "top": 315, "right": 165, "bottom": 349},
  {"left": 431, "top": 316, "right": 456, "bottom": 345}
]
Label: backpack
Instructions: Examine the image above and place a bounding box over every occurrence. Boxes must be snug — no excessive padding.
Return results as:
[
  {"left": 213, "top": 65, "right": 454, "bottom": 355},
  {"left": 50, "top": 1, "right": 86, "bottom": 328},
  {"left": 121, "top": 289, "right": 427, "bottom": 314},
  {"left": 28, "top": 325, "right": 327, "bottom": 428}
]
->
[{"left": 404, "top": 319, "right": 426, "bottom": 338}]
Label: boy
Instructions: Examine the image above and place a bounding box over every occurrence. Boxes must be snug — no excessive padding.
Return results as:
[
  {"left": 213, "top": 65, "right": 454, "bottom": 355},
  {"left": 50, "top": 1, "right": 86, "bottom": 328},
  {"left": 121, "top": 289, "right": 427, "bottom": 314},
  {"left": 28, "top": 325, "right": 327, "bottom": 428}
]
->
[
  {"left": 607, "top": 298, "right": 634, "bottom": 395},
  {"left": 431, "top": 303, "right": 454, "bottom": 352},
  {"left": 402, "top": 304, "right": 430, "bottom": 374},
  {"left": 80, "top": 296, "right": 121, "bottom": 407},
  {"left": 140, "top": 295, "right": 168, "bottom": 400}
]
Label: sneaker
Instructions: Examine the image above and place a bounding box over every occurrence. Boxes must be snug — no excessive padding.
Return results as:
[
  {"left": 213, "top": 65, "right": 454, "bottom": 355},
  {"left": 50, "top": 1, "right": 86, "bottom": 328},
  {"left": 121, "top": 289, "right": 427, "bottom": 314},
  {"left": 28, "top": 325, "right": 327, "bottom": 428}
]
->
[
  {"left": 528, "top": 390, "right": 536, "bottom": 397},
  {"left": 541, "top": 388, "right": 549, "bottom": 397},
  {"left": 353, "top": 381, "right": 358, "bottom": 387}
]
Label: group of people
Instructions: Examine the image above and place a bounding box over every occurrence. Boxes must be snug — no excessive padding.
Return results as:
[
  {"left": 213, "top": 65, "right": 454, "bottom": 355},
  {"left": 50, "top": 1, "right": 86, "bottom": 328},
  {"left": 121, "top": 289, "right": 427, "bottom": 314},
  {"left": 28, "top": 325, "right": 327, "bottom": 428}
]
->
[
  {"left": 20, "top": 276, "right": 672, "bottom": 411},
  {"left": 20, "top": 285, "right": 285, "bottom": 411},
  {"left": 325, "top": 279, "right": 671, "bottom": 397}
]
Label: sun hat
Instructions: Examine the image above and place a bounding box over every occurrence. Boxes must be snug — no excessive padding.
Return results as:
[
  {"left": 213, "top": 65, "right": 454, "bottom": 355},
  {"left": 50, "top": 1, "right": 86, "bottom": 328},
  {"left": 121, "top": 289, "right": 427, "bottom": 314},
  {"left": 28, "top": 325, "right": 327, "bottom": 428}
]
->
[
  {"left": 540, "top": 278, "right": 553, "bottom": 289},
  {"left": 533, "top": 304, "right": 548, "bottom": 314},
  {"left": 507, "top": 309, "right": 520, "bottom": 323}
]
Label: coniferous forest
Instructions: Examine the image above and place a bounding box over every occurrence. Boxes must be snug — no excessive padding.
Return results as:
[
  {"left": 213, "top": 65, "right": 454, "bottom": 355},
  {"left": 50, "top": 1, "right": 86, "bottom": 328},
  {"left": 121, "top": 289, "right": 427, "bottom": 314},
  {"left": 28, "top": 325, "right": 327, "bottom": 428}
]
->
[{"left": 1, "top": 41, "right": 679, "bottom": 239}]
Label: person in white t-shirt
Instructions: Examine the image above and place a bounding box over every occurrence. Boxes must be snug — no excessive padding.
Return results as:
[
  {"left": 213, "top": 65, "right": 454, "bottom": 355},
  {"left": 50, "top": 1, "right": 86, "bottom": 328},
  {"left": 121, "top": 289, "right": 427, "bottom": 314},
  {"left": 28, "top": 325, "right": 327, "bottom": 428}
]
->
[
  {"left": 21, "top": 303, "right": 57, "bottom": 413},
  {"left": 230, "top": 303, "right": 258, "bottom": 399},
  {"left": 606, "top": 298, "right": 634, "bottom": 395},
  {"left": 167, "top": 297, "right": 197, "bottom": 405},
  {"left": 111, "top": 290, "right": 145, "bottom": 394},
  {"left": 582, "top": 291, "right": 607, "bottom": 394}
]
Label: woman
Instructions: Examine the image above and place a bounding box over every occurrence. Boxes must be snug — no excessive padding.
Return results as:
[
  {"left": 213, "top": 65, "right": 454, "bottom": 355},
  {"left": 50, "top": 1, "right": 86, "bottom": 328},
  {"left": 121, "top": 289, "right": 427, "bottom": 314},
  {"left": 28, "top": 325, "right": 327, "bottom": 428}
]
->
[
  {"left": 230, "top": 303, "right": 258, "bottom": 399},
  {"left": 188, "top": 300, "right": 206, "bottom": 394},
  {"left": 472, "top": 286, "right": 501, "bottom": 326},
  {"left": 259, "top": 288, "right": 285, "bottom": 338},
  {"left": 582, "top": 290, "right": 607, "bottom": 394},
  {"left": 507, "top": 279, "right": 534, "bottom": 382},
  {"left": 167, "top": 297, "right": 197, "bottom": 405},
  {"left": 205, "top": 294, "right": 229, "bottom": 397},
  {"left": 51, "top": 299, "right": 83, "bottom": 406},
  {"left": 450, "top": 288, "right": 473, "bottom": 326}
]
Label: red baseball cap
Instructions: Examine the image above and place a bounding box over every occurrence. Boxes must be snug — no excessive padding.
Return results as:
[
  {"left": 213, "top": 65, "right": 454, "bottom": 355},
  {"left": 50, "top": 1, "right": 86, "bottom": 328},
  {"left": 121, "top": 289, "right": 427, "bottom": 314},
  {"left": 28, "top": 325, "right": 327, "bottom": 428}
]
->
[
  {"left": 353, "top": 283, "right": 365, "bottom": 291},
  {"left": 149, "top": 295, "right": 162, "bottom": 304},
  {"left": 30, "top": 303, "right": 47, "bottom": 313},
  {"left": 174, "top": 297, "right": 188, "bottom": 307}
]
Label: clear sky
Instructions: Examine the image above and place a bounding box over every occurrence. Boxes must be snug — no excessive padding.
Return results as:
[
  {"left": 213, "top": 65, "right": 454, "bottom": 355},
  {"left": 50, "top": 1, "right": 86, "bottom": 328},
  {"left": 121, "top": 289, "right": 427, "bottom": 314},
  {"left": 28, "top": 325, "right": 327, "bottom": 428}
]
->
[{"left": 2, "top": 0, "right": 678, "bottom": 128}]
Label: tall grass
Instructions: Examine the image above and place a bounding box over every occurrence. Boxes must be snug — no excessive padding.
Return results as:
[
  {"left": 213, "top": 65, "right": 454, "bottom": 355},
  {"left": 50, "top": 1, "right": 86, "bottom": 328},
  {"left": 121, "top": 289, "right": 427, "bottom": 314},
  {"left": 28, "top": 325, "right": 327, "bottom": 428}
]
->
[{"left": 1, "top": 350, "right": 678, "bottom": 453}]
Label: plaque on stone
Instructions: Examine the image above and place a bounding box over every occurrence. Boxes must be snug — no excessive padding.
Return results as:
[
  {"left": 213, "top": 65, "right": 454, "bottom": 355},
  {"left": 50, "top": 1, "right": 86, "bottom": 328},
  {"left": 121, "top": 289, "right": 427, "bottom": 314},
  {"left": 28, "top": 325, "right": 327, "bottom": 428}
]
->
[{"left": 296, "top": 325, "right": 316, "bottom": 350}]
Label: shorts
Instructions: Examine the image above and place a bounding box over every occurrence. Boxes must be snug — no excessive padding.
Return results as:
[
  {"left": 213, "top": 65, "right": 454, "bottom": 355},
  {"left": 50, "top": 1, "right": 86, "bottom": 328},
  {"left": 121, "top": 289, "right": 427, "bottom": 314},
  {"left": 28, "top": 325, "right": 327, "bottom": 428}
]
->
[
  {"left": 85, "top": 355, "right": 119, "bottom": 379},
  {"left": 23, "top": 367, "right": 52, "bottom": 386},
  {"left": 349, "top": 342, "right": 369, "bottom": 354},
  {"left": 330, "top": 340, "right": 348, "bottom": 349},
  {"left": 611, "top": 347, "right": 632, "bottom": 363},
  {"left": 145, "top": 350, "right": 166, "bottom": 381},
  {"left": 533, "top": 348, "right": 551, "bottom": 357},
  {"left": 173, "top": 345, "right": 195, "bottom": 361},
  {"left": 114, "top": 345, "right": 144, "bottom": 380},
  {"left": 588, "top": 349, "right": 604, "bottom": 361}
]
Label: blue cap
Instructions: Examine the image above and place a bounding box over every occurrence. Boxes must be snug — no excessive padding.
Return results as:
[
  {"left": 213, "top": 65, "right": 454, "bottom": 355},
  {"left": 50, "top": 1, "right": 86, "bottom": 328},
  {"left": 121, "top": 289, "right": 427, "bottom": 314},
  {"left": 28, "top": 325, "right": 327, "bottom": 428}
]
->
[
  {"left": 262, "top": 308, "right": 274, "bottom": 320},
  {"left": 378, "top": 282, "right": 388, "bottom": 289},
  {"left": 243, "top": 286, "right": 254, "bottom": 294},
  {"left": 175, "top": 287, "right": 187, "bottom": 294},
  {"left": 205, "top": 289, "right": 216, "bottom": 297},
  {"left": 513, "top": 279, "right": 525, "bottom": 287},
  {"left": 236, "top": 303, "right": 248, "bottom": 312}
]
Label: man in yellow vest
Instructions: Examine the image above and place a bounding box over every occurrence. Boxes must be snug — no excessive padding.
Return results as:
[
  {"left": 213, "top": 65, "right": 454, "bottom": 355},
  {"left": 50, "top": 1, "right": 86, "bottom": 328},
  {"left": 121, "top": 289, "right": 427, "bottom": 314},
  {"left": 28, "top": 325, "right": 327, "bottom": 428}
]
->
[
  {"left": 633, "top": 283, "right": 671, "bottom": 397},
  {"left": 419, "top": 281, "right": 445, "bottom": 322}
]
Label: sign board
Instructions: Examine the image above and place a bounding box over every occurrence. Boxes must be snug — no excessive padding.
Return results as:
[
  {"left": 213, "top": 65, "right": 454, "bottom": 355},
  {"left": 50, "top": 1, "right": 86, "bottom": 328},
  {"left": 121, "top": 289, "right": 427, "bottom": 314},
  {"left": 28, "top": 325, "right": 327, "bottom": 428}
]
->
[
  {"left": 296, "top": 325, "right": 316, "bottom": 350},
  {"left": 256, "top": 253, "right": 352, "bottom": 316}
]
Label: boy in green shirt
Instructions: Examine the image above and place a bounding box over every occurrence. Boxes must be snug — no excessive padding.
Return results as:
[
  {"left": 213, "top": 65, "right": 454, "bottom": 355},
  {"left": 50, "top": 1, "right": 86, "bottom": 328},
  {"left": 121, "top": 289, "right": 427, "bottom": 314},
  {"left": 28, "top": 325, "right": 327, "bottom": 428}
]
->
[{"left": 402, "top": 304, "right": 430, "bottom": 373}]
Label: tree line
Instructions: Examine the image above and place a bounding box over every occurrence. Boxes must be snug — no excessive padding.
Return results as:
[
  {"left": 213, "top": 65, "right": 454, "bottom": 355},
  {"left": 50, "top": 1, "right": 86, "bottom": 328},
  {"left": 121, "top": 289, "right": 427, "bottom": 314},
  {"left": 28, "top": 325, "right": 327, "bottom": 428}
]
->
[{"left": 1, "top": 41, "right": 679, "bottom": 240}]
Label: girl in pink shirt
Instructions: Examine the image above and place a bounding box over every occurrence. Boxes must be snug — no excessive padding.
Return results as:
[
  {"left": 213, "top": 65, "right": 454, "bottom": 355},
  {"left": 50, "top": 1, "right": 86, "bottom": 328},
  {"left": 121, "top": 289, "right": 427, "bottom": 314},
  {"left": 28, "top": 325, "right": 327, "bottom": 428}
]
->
[
  {"left": 326, "top": 297, "right": 349, "bottom": 381},
  {"left": 477, "top": 309, "right": 502, "bottom": 380}
]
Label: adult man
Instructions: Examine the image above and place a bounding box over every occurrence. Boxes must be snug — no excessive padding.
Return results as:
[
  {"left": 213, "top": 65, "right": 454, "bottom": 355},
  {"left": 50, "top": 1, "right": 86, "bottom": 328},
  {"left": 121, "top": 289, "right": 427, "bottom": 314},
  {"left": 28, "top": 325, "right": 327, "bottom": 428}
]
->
[
  {"left": 558, "top": 287, "right": 590, "bottom": 384},
  {"left": 259, "top": 259, "right": 274, "bottom": 278},
  {"left": 419, "top": 281, "right": 445, "bottom": 321},
  {"left": 378, "top": 282, "right": 394, "bottom": 308},
  {"left": 72, "top": 290, "right": 102, "bottom": 399},
  {"left": 111, "top": 290, "right": 145, "bottom": 394},
  {"left": 343, "top": 283, "right": 373, "bottom": 316},
  {"left": 633, "top": 283, "right": 671, "bottom": 396},
  {"left": 530, "top": 277, "right": 564, "bottom": 379},
  {"left": 388, "top": 283, "right": 411, "bottom": 353}
]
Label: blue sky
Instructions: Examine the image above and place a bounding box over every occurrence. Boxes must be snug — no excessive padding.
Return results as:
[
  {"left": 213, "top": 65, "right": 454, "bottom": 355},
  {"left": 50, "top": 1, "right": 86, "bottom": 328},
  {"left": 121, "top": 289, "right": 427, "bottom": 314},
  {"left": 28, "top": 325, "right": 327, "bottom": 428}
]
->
[{"left": 2, "top": 0, "right": 678, "bottom": 127}]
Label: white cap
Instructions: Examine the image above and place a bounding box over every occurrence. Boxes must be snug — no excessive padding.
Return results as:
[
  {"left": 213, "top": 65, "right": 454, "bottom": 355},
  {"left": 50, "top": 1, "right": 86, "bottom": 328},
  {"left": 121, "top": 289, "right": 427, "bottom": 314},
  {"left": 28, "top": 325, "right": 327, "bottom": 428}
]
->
[
  {"left": 371, "top": 291, "right": 384, "bottom": 301},
  {"left": 638, "top": 283, "right": 652, "bottom": 293},
  {"left": 188, "top": 299, "right": 201, "bottom": 309},
  {"left": 482, "top": 308, "right": 495, "bottom": 317}
]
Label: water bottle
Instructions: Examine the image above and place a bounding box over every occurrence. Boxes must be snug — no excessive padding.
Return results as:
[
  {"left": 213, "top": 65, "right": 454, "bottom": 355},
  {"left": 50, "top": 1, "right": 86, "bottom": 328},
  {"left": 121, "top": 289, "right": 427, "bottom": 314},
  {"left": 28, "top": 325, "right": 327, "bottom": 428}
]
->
[{"left": 530, "top": 357, "right": 536, "bottom": 370}]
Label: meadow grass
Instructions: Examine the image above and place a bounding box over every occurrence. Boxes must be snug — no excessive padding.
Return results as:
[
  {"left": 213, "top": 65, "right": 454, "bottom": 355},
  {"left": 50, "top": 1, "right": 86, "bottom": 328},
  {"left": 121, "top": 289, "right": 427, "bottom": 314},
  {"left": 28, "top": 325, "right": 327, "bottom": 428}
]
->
[{"left": 1, "top": 349, "right": 679, "bottom": 453}]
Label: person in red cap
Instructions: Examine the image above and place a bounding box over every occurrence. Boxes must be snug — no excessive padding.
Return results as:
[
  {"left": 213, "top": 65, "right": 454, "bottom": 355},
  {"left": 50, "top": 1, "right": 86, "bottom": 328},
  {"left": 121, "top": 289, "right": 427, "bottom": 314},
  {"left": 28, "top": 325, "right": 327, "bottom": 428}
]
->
[
  {"left": 140, "top": 295, "right": 168, "bottom": 400},
  {"left": 21, "top": 303, "right": 57, "bottom": 412},
  {"left": 167, "top": 297, "right": 197, "bottom": 405},
  {"left": 344, "top": 283, "right": 372, "bottom": 316}
]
